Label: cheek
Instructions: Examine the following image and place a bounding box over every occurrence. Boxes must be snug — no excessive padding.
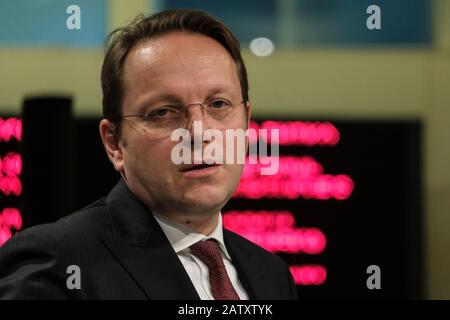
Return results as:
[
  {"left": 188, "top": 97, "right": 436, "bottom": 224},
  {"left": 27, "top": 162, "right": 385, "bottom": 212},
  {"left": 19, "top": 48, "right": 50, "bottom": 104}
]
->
[
  {"left": 125, "top": 138, "right": 175, "bottom": 173},
  {"left": 226, "top": 164, "right": 245, "bottom": 182}
]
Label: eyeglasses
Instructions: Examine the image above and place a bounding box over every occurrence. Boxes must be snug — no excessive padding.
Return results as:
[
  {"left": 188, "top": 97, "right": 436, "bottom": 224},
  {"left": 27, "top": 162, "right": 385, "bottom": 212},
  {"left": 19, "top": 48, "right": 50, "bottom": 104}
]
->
[{"left": 115, "top": 98, "right": 245, "bottom": 139}]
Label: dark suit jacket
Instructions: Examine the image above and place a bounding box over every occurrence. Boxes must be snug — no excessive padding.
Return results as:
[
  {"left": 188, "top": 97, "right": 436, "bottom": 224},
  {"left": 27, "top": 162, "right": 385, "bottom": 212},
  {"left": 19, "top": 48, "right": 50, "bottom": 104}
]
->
[{"left": 0, "top": 179, "right": 298, "bottom": 300}]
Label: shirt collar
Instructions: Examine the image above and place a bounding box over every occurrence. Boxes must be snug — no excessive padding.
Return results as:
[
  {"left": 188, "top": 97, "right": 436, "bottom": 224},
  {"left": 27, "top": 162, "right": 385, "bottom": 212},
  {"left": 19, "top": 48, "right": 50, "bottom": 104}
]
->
[{"left": 152, "top": 212, "right": 232, "bottom": 260}]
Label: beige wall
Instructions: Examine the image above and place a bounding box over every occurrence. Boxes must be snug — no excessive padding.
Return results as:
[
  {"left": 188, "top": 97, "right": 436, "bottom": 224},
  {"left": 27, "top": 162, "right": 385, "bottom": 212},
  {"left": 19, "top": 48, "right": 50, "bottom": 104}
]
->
[
  {"left": 0, "top": 49, "right": 431, "bottom": 118},
  {"left": 0, "top": 0, "right": 449, "bottom": 299},
  {"left": 426, "top": 56, "right": 450, "bottom": 299}
]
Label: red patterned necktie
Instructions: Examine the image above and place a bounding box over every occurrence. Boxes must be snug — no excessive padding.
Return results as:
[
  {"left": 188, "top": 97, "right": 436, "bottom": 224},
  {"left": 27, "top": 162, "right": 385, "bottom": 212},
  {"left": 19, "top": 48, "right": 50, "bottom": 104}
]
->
[{"left": 190, "top": 239, "right": 240, "bottom": 300}]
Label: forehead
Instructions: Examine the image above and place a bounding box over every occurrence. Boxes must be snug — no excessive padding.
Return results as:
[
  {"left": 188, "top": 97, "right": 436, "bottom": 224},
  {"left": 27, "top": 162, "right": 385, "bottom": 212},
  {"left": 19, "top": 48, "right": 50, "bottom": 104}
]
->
[{"left": 122, "top": 32, "right": 241, "bottom": 111}]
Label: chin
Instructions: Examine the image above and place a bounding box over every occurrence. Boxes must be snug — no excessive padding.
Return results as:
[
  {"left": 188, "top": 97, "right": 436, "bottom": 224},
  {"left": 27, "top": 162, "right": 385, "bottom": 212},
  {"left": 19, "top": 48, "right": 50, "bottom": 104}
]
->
[{"left": 179, "top": 186, "right": 231, "bottom": 212}]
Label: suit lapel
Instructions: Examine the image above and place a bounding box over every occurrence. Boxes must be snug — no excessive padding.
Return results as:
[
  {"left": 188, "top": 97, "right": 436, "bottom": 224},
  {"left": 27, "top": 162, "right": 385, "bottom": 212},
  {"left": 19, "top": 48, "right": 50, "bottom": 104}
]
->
[
  {"left": 100, "top": 179, "right": 200, "bottom": 300},
  {"left": 223, "top": 229, "right": 276, "bottom": 300},
  {"left": 100, "top": 231, "right": 200, "bottom": 299}
]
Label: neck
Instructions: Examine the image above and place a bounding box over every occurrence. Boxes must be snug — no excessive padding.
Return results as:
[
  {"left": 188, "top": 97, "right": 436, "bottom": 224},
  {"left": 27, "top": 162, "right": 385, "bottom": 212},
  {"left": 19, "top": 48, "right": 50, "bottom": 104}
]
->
[
  {"left": 126, "top": 180, "right": 221, "bottom": 236},
  {"left": 157, "top": 211, "right": 220, "bottom": 236}
]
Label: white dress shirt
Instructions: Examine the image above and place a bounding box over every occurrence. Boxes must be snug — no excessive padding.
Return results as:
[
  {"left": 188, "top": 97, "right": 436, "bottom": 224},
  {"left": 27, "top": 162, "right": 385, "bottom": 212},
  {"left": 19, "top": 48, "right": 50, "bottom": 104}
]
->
[{"left": 152, "top": 212, "right": 249, "bottom": 300}]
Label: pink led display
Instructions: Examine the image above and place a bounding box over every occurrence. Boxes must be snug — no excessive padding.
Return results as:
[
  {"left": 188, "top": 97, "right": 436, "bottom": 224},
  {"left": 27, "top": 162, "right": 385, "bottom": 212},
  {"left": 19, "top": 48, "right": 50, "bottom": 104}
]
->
[
  {"left": 241, "top": 156, "right": 323, "bottom": 179},
  {"left": 290, "top": 265, "right": 327, "bottom": 285},
  {"left": 0, "top": 118, "right": 23, "bottom": 247},
  {"left": 0, "top": 118, "right": 22, "bottom": 142},
  {"left": 223, "top": 210, "right": 296, "bottom": 231},
  {"left": 0, "top": 153, "right": 22, "bottom": 196},
  {"left": 0, "top": 176, "right": 22, "bottom": 196},
  {"left": 223, "top": 211, "right": 326, "bottom": 254},
  {"left": 0, "top": 208, "right": 22, "bottom": 246},
  {"left": 227, "top": 120, "right": 353, "bottom": 286},
  {"left": 234, "top": 156, "right": 354, "bottom": 200},
  {"left": 0, "top": 152, "right": 22, "bottom": 177},
  {"left": 248, "top": 120, "right": 340, "bottom": 146}
]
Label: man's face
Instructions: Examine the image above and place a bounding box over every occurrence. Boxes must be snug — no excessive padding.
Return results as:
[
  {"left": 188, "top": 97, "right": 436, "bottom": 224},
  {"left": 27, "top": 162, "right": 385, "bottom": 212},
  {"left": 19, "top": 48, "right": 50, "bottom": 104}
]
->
[{"left": 104, "top": 32, "right": 250, "bottom": 220}]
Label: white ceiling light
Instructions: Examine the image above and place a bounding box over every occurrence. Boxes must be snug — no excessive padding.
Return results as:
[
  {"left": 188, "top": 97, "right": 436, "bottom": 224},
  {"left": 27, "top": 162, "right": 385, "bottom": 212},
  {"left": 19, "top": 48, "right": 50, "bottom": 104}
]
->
[{"left": 249, "top": 37, "right": 274, "bottom": 57}]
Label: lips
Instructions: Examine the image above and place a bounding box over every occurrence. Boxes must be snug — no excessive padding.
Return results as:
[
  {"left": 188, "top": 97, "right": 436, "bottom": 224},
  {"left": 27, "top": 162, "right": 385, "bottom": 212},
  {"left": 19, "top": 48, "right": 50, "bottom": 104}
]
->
[{"left": 179, "top": 163, "right": 221, "bottom": 172}]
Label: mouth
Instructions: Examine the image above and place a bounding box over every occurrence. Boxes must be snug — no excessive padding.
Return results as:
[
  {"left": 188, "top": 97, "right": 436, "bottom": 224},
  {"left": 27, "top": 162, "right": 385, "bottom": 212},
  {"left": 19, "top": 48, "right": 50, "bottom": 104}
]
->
[{"left": 179, "top": 163, "right": 222, "bottom": 177}]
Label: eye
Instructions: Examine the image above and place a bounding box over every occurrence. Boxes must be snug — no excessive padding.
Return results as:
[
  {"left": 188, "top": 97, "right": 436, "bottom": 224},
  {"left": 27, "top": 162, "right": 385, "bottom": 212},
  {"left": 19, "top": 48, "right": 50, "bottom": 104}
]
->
[
  {"left": 154, "top": 108, "right": 170, "bottom": 116},
  {"left": 144, "top": 106, "right": 179, "bottom": 120},
  {"left": 209, "top": 100, "right": 230, "bottom": 109}
]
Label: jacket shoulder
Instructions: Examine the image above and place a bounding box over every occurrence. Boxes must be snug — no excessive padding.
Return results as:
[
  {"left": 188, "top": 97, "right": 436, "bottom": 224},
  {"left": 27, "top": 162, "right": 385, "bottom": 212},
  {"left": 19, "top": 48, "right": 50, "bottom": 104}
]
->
[
  {"left": 0, "top": 197, "right": 110, "bottom": 299},
  {"left": 23, "top": 197, "right": 109, "bottom": 243}
]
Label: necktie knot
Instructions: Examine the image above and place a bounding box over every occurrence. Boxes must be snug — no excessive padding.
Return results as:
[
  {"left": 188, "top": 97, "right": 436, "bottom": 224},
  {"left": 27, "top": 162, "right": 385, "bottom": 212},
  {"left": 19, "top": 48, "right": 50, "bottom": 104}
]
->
[
  {"left": 190, "top": 239, "right": 224, "bottom": 270},
  {"left": 190, "top": 239, "right": 240, "bottom": 300}
]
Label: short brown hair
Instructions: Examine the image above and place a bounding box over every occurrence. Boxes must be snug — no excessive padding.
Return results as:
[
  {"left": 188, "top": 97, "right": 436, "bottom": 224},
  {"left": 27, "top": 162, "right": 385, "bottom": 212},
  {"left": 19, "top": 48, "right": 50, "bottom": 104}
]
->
[{"left": 101, "top": 9, "right": 249, "bottom": 135}]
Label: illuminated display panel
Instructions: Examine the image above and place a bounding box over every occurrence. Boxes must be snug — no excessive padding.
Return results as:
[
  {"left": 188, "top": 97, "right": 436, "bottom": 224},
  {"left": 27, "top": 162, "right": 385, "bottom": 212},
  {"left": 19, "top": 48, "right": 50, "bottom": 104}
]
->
[
  {"left": 223, "top": 121, "right": 352, "bottom": 288},
  {"left": 219, "top": 119, "right": 422, "bottom": 299},
  {"left": 0, "top": 117, "right": 23, "bottom": 246}
]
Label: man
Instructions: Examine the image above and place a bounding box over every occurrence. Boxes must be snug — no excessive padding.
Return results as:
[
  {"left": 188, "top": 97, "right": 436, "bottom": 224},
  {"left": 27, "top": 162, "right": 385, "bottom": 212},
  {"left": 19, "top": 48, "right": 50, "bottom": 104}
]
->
[{"left": 0, "top": 9, "right": 298, "bottom": 300}]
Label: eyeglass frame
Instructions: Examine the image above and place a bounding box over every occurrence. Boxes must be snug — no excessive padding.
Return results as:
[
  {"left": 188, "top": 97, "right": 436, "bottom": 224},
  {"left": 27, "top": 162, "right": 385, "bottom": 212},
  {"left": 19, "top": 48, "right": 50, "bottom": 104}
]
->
[{"left": 111, "top": 98, "right": 246, "bottom": 129}]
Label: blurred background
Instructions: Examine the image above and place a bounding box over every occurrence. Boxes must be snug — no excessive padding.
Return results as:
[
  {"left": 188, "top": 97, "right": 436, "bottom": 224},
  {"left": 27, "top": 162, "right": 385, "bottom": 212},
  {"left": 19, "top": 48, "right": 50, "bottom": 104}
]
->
[{"left": 0, "top": 0, "right": 449, "bottom": 299}]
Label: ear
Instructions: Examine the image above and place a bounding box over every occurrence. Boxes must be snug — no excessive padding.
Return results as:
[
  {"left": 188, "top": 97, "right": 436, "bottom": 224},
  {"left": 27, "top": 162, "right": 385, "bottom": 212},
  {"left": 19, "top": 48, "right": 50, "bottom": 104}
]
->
[
  {"left": 99, "top": 119, "right": 124, "bottom": 174},
  {"left": 244, "top": 101, "right": 251, "bottom": 155},
  {"left": 245, "top": 100, "right": 251, "bottom": 129}
]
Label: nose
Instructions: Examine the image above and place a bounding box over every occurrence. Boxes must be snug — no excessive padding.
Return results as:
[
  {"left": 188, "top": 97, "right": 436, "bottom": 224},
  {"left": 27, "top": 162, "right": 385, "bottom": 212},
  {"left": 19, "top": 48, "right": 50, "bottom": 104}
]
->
[
  {"left": 185, "top": 103, "right": 208, "bottom": 130},
  {"left": 185, "top": 103, "right": 212, "bottom": 145},
  {"left": 185, "top": 103, "right": 205, "bottom": 124}
]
